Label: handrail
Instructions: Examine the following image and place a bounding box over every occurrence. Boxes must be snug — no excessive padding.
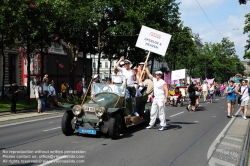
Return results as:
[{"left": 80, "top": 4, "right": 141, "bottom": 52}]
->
[{"left": 240, "top": 121, "right": 250, "bottom": 166}]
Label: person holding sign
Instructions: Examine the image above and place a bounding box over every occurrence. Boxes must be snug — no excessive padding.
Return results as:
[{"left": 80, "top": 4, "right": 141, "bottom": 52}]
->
[
  {"left": 115, "top": 56, "right": 139, "bottom": 116},
  {"left": 144, "top": 64, "right": 168, "bottom": 131}
]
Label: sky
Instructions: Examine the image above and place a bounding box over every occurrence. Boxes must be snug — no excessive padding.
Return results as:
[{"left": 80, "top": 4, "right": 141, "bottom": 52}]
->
[{"left": 176, "top": 0, "right": 250, "bottom": 60}]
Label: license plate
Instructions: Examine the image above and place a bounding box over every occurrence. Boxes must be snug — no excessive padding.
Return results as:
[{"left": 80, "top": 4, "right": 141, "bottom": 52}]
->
[{"left": 78, "top": 128, "right": 96, "bottom": 135}]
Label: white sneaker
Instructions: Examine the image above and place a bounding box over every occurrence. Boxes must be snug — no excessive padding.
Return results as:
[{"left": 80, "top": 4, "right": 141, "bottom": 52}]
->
[
  {"left": 242, "top": 115, "right": 247, "bottom": 120},
  {"left": 134, "top": 112, "right": 139, "bottom": 116},
  {"left": 146, "top": 125, "right": 153, "bottom": 129}
]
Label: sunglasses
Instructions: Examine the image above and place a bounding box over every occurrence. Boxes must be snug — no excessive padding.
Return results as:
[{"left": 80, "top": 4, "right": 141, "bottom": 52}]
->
[
  {"left": 124, "top": 63, "right": 130, "bottom": 65},
  {"left": 156, "top": 74, "right": 162, "bottom": 76}
]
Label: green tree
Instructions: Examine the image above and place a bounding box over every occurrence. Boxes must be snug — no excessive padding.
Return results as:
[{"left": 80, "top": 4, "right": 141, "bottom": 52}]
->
[{"left": 243, "top": 13, "right": 250, "bottom": 59}]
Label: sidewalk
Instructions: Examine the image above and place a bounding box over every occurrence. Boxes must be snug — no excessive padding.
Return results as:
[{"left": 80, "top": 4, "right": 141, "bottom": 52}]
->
[
  {"left": 0, "top": 103, "right": 73, "bottom": 122},
  {"left": 207, "top": 110, "right": 250, "bottom": 166}
]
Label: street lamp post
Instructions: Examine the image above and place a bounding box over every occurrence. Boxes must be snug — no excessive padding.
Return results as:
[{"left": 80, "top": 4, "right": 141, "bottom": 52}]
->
[{"left": 55, "top": 58, "right": 60, "bottom": 94}]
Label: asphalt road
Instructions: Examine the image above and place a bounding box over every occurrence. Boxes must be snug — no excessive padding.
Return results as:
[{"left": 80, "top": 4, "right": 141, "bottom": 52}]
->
[{"left": 0, "top": 96, "right": 241, "bottom": 166}]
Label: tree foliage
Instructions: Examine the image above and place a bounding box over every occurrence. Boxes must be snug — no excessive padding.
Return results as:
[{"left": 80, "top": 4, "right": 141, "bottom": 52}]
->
[
  {"left": 177, "top": 37, "right": 245, "bottom": 82},
  {"left": 243, "top": 12, "right": 250, "bottom": 59}
]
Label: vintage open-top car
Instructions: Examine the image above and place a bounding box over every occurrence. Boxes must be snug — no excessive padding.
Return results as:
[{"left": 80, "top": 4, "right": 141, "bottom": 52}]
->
[{"left": 61, "top": 81, "right": 151, "bottom": 139}]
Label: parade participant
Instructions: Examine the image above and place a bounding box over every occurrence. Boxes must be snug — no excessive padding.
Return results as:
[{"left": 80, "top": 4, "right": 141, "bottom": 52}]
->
[
  {"left": 93, "top": 75, "right": 100, "bottom": 83},
  {"left": 208, "top": 83, "right": 215, "bottom": 103},
  {"left": 201, "top": 81, "right": 209, "bottom": 102},
  {"left": 112, "top": 68, "right": 123, "bottom": 84},
  {"left": 115, "top": 56, "right": 138, "bottom": 116},
  {"left": 137, "top": 62, "right": 146, "bottom": 82},
  {"left": 169, "top": 87, "right": 181, "bottom": 106},
  {"left": 186, "top": 81, "right": 198, "bottom": 112},
  {"left": 225, "top": 80, "right": 236, "bottom": 118},
  {"left": 220, "top": 83, "right": 226, "bottom": 96},
  {"left": 144, "top": 66, "right": 168, "bottom": 131},
  {"left": 238, "top": 80, "right": 250, "bottom": 120},
  {"left": 9, "top": 81, "right": 19, "bottom": 113}
]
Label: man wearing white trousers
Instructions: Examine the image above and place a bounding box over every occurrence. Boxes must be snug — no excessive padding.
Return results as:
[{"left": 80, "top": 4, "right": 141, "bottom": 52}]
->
[{"left": 144, "top": 66, "right": 168, "bottom": 131}]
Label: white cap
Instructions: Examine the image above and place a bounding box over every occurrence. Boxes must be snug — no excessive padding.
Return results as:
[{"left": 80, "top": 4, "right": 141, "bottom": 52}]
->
[
  {"left": 155, "top": 71, "right": 163, "bottom": 75},
  {"left": 138, "top": 62, "right": 145, "bottom": 65},
  {"left": 94, "top": 75, "right": 99, "bottom": 79},
  {"left": 120, "top": 61, "right": 125, "bottom": 66},
  {"left": 124, "top": 59, "right": 131, "bottom": 64}
]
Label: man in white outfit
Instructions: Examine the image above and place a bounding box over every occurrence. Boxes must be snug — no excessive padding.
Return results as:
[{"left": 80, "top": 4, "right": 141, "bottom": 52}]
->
[{"left": 144, "top": 66, "right": 168, "bottom": 131}]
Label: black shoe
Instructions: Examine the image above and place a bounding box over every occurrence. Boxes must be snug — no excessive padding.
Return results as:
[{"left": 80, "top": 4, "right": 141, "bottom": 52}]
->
[
  {"left": 227, "top": 115, "right": 231, "bottom": 118},
  {"left": 186, "top": 107, "right": 190, "bottom": 111}
]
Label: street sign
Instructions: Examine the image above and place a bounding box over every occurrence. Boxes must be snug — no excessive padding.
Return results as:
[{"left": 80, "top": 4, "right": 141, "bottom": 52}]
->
[{"left": 135, "top": 25, "right": 172, "bottom": 56}]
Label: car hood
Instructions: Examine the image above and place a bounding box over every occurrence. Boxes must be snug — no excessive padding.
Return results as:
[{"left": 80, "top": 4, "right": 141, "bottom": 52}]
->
[{"left": 91, "top": 92, "right": 119, "bottom": 109}]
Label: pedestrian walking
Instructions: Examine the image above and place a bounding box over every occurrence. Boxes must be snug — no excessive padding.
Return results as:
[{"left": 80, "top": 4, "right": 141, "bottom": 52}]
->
[
  {"left": 34, "top": 81, "right": 43, "bottom": 113},
  {"left": 238, "top": 80, "right": 250, "bottom": 120},
  {"left": 9, "top": 81, "right": 19, "bottom": 113},
  {"left": 225, "top": 80, "right": 237, "bottom": 118},
  {"left": 144, "top": 66, "right": 168, "bottom": 131}
]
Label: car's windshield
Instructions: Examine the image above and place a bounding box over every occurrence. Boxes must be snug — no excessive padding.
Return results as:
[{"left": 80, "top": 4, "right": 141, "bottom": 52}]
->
[{"left": 92, "top": 83, "right": 125, "bottom": 97}]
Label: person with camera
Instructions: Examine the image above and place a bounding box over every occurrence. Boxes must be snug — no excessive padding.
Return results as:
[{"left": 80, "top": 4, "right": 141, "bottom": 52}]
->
[
  {"left": 9, "top": 81, "right": 19, "bottom": 113},
  {"left": 225, "top": 80, "right": 237, "bottom": 118}
]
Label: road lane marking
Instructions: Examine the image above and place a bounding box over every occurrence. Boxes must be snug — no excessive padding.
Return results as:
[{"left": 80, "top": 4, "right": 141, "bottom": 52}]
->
[
  {"left": 0, "top": 115, "right": 62, "bottom": 128},
  {"left": 169, "top": 111, "right": 184, "bottom": 117},
  {"left": 43, "top": 127, "right": 61, "bottom": 131},
  {"left": 207, "top": 108, "right": 241, "bottom": 160}
]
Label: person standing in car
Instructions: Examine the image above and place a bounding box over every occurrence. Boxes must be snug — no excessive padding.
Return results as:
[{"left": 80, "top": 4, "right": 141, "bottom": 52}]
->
[{"left": 9, "top": 81, "right": 19, "bottom": 113}]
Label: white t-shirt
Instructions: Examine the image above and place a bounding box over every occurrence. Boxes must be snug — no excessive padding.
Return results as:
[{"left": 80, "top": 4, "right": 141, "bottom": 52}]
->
[
  {"left": 48, "top": 85, "right": 56, "bottom": 96},
  {"left": 35, "top": 86, "right": 43, "bottom": 99},
  {"left": 117, "top": 67, "right": 135, "bottom": 87},
  {"left": 111, "top": 73, "right": 123, "bottom": 83},
  {"left": 153, "top": 78, "right": 166, "bottom": 99},
  {"left": 43, "top": 82, "right": 48, "bottom": 92},
  {"left": 240, "top": 85, "right": 249, "bottom": 102},
  {"left": 202, "top": 83, "right": 208, "bottom": 91}
]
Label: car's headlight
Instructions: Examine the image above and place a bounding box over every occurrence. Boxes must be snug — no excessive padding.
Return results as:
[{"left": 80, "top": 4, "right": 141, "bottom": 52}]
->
[
  {"left": 95, "top": 107, "right": 106, "bottom": 118},
  {"left": 72, "top": 105, "right": 82, "bottom": 116}
]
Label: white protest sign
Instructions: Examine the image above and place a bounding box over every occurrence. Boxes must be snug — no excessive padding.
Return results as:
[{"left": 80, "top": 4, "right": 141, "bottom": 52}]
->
[
  {"left": 135, "top": 25, "right": 172, "bottom": 56},
  {"left": 171, "top": 69, "right": 186, "bottom": 80}
]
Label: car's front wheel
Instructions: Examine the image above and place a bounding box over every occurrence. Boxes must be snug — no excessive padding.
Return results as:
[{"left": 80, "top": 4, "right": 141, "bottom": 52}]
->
[
  {"left": 108, "top": 114, "right": 122, "bottom": 139},
  {"left": 61, "top": 110, "right": 75, "bottom": 136}
]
